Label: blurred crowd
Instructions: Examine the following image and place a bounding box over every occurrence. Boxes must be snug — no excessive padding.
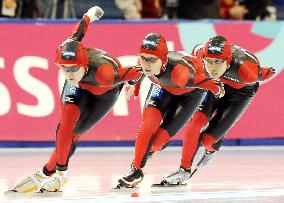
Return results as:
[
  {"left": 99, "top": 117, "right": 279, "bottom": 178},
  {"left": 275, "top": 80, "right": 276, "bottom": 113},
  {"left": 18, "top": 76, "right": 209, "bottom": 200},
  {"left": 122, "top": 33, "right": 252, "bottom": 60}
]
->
[
  {"left": 117, "top": 0, "right": 281, "bottom": 20},
  {"left": 0, "top": 0, "right": 283, "bottom": 20},
  {"left": 0, "top": 0, "right": 39, "bottom": 18}
]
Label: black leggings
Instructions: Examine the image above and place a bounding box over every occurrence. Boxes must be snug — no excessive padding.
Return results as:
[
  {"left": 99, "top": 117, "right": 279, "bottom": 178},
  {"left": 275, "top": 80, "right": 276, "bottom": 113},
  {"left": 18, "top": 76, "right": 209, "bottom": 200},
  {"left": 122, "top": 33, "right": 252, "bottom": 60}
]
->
[
  {"left": 200, "top": 83, "right": 259, "bottom": 150},
  {"left": 55, "top": 82, "right": 123, "bottom": 170},
  {"left": 139, "top": 84, "right": 206, "bottom": 167}
]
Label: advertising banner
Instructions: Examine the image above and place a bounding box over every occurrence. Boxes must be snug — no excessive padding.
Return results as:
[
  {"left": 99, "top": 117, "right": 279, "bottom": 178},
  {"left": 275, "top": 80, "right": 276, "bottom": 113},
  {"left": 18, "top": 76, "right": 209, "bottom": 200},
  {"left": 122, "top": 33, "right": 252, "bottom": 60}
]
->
[{"left": 0, "top": 21, "right": 283, "bottom": 141}]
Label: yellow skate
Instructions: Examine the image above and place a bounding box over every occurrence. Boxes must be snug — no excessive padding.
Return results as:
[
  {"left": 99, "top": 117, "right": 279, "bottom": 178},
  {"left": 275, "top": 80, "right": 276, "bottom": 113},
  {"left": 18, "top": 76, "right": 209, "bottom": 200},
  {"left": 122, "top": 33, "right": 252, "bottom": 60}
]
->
[{"left": 11, "top": 169, "right": 48, "bottom": 193}]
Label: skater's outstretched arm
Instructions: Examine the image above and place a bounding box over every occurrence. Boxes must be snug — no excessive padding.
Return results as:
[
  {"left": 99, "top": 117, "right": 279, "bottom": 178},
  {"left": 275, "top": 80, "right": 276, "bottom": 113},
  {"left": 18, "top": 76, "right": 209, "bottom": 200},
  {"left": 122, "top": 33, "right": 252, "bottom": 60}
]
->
[
  {"left": 69, "top": 6, "right": 104, "bottom": 42},
  {"left": 259, "top": 66, "right": 275, "bottom": 81},
  {"left": 236, "top": 62, "right": 275, "bottom": 84}
]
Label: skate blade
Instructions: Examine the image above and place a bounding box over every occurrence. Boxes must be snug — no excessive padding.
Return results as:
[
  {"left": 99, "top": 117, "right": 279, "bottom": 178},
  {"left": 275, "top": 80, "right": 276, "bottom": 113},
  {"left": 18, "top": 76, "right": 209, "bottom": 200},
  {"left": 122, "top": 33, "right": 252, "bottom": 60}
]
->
[
  {"left": 4, "top": 189, "right": 38, "bottom": 195},
  {"left": 4, "top": 189, "right": 62, "bottom": 198},
  {"left": 4, "top": 188, "right": 62, "bottom": 193},
  {"left": 112, "top": 183, "right": 139, "bottom": 190},
  {"left": 5, "top": 190, "right": 19, "bottom": 193},
  {"left": 4, "top": 190, "right": 22, "bottom": 196},
  {"left": 151, "top": 182, "right": 187, "bottom": 188},
  {"left": 113, "top": 178, "right": 141, "bottom": 189},
  {"left": 4, "top": 190, "right": 33, "bottom": 198},
  {"left": 5, "top": 184, "right": 39, "bottom": 194},
  {"left": 113, "top": 184, "right": 123, "bottom": 190},
  {"left": 38, "top": 188, "right": 63, "bottom": 193},
  {"left": 112, "top": 179, "right": 141, "bottom": 190}
]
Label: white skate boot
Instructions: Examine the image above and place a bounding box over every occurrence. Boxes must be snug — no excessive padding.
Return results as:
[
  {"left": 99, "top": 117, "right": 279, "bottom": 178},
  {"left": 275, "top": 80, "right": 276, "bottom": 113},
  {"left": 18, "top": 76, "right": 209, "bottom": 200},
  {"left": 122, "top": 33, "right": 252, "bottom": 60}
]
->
[
  {"left": 152, "top": 167, "right": 191, "bottom": 187},
  {"left": 163, "top": 167, "right": 191, "bottom": 185},
  {"left": 196, "top": 150, "right": 217, "bottom": 168},
  {"left": 41, "top": 170, "right": 67, "bottom": 192},
  {"left": 11, "top": 169, "right": 49, "bottom": 193}
]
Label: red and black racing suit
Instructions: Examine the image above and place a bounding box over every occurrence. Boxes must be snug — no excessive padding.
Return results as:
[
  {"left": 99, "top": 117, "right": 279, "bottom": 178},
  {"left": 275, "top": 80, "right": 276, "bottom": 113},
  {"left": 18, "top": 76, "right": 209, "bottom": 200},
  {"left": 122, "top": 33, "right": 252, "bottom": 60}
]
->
[
  {"left": 133, "top": 51, "right": 223, "bottom": 168},
  {"left": 157, "top": 45, "right": 275, "bottom": 170},
  {"left": 43, "top": 15, "right": 143, "bottom": 174}
]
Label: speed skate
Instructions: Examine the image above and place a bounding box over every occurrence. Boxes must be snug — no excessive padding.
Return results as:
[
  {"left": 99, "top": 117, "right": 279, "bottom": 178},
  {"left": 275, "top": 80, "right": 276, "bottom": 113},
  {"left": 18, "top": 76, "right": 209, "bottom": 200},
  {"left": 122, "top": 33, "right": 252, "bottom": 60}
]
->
[{"left": 151, "top": 180, "right": 188, "bottom": 188}]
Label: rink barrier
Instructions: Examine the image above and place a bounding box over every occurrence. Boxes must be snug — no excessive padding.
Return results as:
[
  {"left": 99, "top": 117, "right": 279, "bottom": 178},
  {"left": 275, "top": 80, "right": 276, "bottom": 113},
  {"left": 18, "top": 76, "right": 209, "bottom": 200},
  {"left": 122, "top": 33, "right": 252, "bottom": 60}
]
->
[{"left": 0, "top": 138, "right": 284, "bottom": 148}]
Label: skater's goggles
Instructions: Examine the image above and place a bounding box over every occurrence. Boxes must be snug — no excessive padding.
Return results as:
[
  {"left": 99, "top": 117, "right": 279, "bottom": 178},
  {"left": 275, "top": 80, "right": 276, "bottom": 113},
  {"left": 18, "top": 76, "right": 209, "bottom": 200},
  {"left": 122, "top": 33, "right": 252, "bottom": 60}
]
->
[
  {"left": 57, "top": 64, "right": 82, "bottom": 73},
  {"left": 140, "top": 55, "right": 159, "bottom": 63},
  {"left": 203, "top": 57, "right": 226, "bottom": 65}
]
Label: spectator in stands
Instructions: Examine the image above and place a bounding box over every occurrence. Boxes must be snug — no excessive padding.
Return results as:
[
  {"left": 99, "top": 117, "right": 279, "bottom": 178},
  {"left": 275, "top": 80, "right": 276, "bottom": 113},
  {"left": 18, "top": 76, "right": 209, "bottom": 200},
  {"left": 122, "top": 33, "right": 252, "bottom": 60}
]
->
[
  {"left": 20, "top": 0, "right": 40, "bottom": 18},
  {"left": 115, "top": 0, "right": 141, "bottom": 19},
  {"left": 0, "top": 0, "right": 17, "bottom": 17},
  {"left": 0, "top": 0, "right": 40, "bottom": 18},
  {"left": 116, "top": 0, "right": 163, "bottom": 19},
  {"left": 274, "top": 0, "right": 284, "bottom": 19},
  {"left": 220, "top": 0, "right": 248, "bottom": 19},
  {"left": 161, "top": 0, "right": 179, "bottom": 19},
  {"left": 221, "top": 0, "right": 276, "bottom": 20},
  {"left": 141, "top": 0, "right": 162, "bottom": 18},
  {"left": 177, "top": 0, "right": 220, "bottom": 19}
]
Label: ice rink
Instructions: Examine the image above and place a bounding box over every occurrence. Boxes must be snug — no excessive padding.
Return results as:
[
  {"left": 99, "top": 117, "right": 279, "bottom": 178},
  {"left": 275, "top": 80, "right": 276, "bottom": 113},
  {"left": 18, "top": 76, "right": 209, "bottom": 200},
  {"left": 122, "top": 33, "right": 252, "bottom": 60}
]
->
[{"left": 1, "top": 146, "right": 284, "bottom": 203}]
